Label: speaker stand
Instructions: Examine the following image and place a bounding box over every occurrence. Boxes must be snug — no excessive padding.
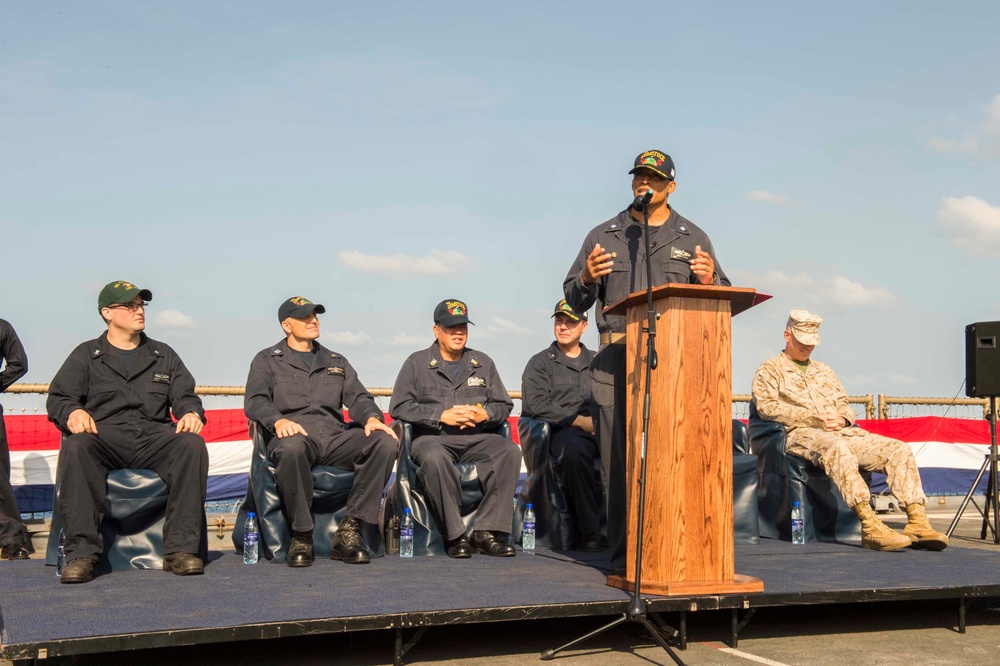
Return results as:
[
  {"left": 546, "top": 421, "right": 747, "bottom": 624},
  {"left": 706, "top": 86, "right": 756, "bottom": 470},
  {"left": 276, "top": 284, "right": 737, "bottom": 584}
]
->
[{"left": 946, "top": 396, "right": 1000, "bottom": 544}]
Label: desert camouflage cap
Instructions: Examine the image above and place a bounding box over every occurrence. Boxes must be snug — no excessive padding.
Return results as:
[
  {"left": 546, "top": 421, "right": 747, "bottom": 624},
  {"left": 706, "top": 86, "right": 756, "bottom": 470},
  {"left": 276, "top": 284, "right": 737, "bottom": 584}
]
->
[{"left": 786, "top": 309, "right": 822, "bottom": 346}]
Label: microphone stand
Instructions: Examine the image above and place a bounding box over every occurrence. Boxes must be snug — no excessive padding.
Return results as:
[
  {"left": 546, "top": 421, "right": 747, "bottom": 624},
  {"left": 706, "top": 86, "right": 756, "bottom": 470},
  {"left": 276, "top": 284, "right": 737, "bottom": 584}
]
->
[{"left": 542, "top": 200, "right": 685, "bottom": 665}]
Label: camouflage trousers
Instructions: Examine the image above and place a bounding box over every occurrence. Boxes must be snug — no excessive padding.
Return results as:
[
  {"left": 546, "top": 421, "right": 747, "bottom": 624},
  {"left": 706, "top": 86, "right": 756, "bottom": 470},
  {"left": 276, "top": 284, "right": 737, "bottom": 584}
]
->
[{"left": 786, "top": 427, "right": 926, "bottom": 508}]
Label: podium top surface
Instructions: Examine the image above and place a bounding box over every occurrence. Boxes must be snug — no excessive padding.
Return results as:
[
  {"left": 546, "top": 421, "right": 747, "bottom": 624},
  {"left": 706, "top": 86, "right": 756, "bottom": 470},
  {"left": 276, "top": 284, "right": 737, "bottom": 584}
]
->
[{"left": 603, "top": 284, "right": 770, "bottom": 317}]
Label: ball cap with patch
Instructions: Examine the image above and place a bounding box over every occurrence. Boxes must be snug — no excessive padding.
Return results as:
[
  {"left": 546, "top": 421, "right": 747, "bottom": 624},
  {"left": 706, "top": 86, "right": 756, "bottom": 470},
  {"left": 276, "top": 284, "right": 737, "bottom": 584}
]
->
[
  {"left": 98, "top": 281, "right": 152, "bottom": 310},
  {"left": 434, "top": 299, "right": 474, "bottom": 326},
  {"left": 552, "top": 299, "right": 587, "bottom": 322},
  {"left": 278, "top": 296, "right": 326, "bottom": 322},
  {"left": 628, "top": 149, "right": 676, "bottom": 181},
  {"left": 787, "top": 309, "right": 822, "bottom": 346}
]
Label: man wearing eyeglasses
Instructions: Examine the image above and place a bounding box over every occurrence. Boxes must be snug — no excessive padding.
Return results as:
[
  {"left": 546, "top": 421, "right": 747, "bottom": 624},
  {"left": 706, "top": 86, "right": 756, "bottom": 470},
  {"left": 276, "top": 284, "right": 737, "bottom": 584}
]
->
[{"left": 47, "top": 281, "right": 209, "bottom": 584}]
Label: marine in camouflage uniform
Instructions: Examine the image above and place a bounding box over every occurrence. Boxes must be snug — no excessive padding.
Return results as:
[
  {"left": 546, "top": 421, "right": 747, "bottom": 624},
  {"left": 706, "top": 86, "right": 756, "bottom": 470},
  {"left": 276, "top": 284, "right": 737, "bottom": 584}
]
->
[{"left": 751, "top": 310, "right": 948, "bottom": 551}]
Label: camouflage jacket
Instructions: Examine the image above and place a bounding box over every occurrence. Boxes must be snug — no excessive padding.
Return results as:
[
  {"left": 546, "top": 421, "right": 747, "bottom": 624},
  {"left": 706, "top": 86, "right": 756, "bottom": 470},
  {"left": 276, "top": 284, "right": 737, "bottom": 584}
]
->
[{"left": 751, "top": 353, "right": 857, "bottom": 432}]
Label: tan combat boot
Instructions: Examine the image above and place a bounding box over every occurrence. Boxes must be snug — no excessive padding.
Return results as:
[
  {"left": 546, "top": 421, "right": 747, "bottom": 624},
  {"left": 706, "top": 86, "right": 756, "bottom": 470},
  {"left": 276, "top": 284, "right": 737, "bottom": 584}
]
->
[
  {"left": 853, "top": 502, "right": 912, "bottom": 551},
  {"left": 902, "top": 502, "right": 949, "bottom": 551}
]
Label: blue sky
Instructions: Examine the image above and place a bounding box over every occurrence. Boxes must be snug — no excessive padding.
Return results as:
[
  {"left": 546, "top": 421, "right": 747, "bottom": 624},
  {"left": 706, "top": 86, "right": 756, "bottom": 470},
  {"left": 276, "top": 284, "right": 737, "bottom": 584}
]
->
[{"left": 3, "top": 2, "right": 999, "bottom": 403}]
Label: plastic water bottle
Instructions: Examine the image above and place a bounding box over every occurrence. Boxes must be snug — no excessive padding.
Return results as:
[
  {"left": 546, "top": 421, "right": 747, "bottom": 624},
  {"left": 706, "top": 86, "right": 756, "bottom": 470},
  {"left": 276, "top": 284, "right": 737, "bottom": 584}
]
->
[
  {"left": 523, "top": 504, "right": 536, "bottom": 551},
  {"left": 400, "top": 508, "right": 414, "bottom": 558},
  {"left": 56, "top": 528, "right": 66, "bottom": 576},
  {"left": 791, "top": 501, "right": 805, "bottom": 545},
  {"left": 243, "top": 511, "right": 259, "bottom": 564}
]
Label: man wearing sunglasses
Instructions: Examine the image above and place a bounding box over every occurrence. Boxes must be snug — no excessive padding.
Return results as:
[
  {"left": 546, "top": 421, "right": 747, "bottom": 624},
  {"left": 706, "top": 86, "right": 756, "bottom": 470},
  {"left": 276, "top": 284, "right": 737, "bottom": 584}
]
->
[{"left": 47, "top": 281, "right": 209, "bottom": 583}]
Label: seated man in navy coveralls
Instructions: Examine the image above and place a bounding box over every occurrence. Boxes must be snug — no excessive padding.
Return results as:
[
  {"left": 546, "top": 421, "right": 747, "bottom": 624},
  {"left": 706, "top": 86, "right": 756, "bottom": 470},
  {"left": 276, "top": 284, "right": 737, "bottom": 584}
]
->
[
  {"left": 244, "top": 296, "right": 398, "bottom": 566},
  {"left": 47, "top": 281, "right": 209, "bottom": 584},
  {"left": 0, "top": 318, "right": 29, "bottom": 560},
  {"left": 389, "top": 299, "right": 520, "bottom": 558},
  {"left": 521, "top": 299, "right": 601, "bottom": 551}
]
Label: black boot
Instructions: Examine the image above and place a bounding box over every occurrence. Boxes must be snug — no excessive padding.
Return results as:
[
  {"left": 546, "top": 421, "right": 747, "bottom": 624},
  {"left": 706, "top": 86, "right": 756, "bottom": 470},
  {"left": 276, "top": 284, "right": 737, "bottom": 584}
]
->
[
  {"left": 287, "top": 531, "right": 314, "bottom": 567},
  {"left": 331, "top": 517, "right": 370, "bottom": 564}
]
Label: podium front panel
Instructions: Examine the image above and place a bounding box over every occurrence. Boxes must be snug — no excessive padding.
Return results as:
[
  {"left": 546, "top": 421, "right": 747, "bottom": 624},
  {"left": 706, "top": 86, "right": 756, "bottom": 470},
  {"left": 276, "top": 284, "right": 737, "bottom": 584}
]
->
[{"left": 623, "top": 294, "right": 734, "bottom": 588}]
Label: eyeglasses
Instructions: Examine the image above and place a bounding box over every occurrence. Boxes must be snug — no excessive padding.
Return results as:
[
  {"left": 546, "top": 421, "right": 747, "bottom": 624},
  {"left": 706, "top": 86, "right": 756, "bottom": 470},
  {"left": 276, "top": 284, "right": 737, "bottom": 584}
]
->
[{"left": 107, "top": 301, "right": 148, "bottom": 312}]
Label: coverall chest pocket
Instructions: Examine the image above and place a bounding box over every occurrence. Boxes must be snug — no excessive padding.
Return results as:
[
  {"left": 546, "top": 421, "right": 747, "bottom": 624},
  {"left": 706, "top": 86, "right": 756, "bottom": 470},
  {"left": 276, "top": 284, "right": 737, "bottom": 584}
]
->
[
  {"left": 143, "top": 382, "right": 171, "bottom": 421},
  {"left": 319, "top": 371, "right": 345, "bottom": 405},
  {"left": 85, "top": 381, "right": 118, "bottom": 411},
  {"left": 273, "top": 376, "right": 307, "bottom": 413},
  {"left": 604, "top": 261, "right": 633, "bottom": 307},
  {"left": 457, "top": 379, "right": 489, "bottom": 406},
  {"left": 660, "top": 256, "right": 693, "bottom": 283},
  {"left": 418, "top": 386, "right": 450, "bottom": 409},
  {"left": 551, "top": 373, "right": 576, "bottom": 387}
]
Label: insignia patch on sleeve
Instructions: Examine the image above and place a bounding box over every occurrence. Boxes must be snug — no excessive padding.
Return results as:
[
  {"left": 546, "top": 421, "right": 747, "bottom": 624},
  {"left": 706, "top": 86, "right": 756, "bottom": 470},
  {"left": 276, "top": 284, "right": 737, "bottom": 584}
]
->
[{"left": 467, "top": 376, "right": 486, "bottom": 387}]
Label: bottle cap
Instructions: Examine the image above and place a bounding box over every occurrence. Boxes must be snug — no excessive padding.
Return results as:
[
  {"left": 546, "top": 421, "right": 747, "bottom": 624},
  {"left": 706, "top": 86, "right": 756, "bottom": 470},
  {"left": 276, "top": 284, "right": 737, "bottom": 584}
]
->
[
  {"left": 248, "top": 511, "right": 256, "bottom": 518},
  {"left": 527, "top": 503, "right": 533, "bottom": 509},
  {"left": 792, "top": 502, "right": 800, "bottom": 508},
  {"left": 404, "top": 507, "right": 411, "bottom": 514}
]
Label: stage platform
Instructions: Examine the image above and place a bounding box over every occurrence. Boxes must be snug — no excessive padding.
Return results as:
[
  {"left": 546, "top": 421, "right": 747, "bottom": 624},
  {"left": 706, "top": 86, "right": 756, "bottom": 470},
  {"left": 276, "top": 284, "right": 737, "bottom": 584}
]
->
[{"left": 1, "top": 540, "right": 999, "bottom": 664}]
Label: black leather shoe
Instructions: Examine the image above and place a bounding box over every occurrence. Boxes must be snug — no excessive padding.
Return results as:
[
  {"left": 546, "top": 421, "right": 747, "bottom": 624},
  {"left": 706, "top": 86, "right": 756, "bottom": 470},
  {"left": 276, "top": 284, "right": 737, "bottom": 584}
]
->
[
  {"left": 61, "top": 558, "right": 96, "bottom": 584},
  {"left": 0, "top": 543, "right": 30, "bottom": 560},
  {"left": 287, "top": 532, "right": 314, "bottom": 568},
  {"left": 578, "top": 533, "right": 602, "bottom": 552},
  {"left": 471, "top": 530, "right": 515, "bottom": 557},
  {"left": 331, "top": 517, "right": 370, "bottom": 564},
  {"left": 446, "top": 534, "right": 472, "bottom": 559},
  {"left": 163, "top": 552, "right": 205, "bottom": 576}
]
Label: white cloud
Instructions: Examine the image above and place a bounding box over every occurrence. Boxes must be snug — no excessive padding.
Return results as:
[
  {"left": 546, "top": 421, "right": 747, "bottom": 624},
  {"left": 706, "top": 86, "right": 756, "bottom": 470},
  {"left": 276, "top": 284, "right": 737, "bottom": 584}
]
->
[
  {"left": 380, "top": 332, "right": 426, "bottom": 347},
  {"left": 824, "top": 276, "right": 892, "bottom": 306},
  {"left": 938, "top": 195, "right": 1000, "bottom": 256},
  {"left": 886, "top": 373, "right": 916, "bottom": 386},
  {"left": 928, "top": 94, "right": 1000, "bottom": 157},
  {"left": 476, "top": 316, "right": 532, "bottom": 339},
  {"left": 323, "top": 331, "right": 371, "bottom": 346},
  {"left": 927, "top": 135, "right": 980, "bottom": 155},
  {"left": 153, "top": 309, "right": 195, "bottom": 329},
  {"left": 987, "top": 95, "right": 1000, "bottom": 134},
  {"left": 337, "top": 248, "right": 470, "bottom": 277},
  {"left": 747, "top": 190, "right": 791, "bottom": 205},
  {"left": 729, "top": 268, "right": 814, "bottom": 289}
]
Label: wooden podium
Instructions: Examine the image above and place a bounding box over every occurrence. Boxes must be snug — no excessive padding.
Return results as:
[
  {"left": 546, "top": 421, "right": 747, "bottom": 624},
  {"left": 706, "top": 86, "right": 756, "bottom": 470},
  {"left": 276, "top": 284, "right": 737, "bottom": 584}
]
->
[{"left": 605, "top": 284, "right": 766, "bottom": 596}]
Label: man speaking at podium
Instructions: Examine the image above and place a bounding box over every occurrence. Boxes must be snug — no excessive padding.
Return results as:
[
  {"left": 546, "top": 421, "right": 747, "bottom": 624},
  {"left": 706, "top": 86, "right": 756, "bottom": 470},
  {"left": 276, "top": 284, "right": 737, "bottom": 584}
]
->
[{"left": 563, "top": 149, "right": 730, "bottom": 573}]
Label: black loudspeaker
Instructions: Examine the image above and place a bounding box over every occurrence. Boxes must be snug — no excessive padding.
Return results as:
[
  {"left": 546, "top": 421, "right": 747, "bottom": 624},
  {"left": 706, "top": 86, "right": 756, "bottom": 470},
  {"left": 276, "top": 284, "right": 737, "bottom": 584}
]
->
[{"left": 966, "top": 321, "right": 1000, "bottom": 397}]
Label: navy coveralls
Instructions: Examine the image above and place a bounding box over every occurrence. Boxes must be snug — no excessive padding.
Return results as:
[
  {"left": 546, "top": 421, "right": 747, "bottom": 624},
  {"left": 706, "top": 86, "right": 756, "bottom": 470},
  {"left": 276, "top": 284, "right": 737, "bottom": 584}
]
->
[
  {"left": 46, "top": 332, "right": 208, "bottom": 563},
  {"left": 244, "top": 340, "right": 396, "bottom": 530},
  {"left": 389, "top": 343, "right": 520, "bottom": 541},
  {"left": 563, "top": 207, "right": 730, "bottom": 572},
  {"left": 520, "top": 341, "right": 600, "bottom": 539},
  {"left": 0, "top": 319, "right": 28, "bottom": 549}
]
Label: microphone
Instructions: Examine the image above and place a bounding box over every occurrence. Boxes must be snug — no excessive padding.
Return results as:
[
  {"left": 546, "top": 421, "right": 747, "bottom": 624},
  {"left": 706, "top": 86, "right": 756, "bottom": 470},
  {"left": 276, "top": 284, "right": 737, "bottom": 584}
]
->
[{"left": 632, "top": 190, "right": 653, "bottom": 209}]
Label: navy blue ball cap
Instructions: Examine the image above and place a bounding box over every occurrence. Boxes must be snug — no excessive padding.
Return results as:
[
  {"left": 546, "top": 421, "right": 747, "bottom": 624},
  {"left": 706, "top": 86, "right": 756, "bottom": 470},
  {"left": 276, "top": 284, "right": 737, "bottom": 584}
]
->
[
  {"left": 628, "top": 149, "right": 675, "bottom": 181},
  {"left": 434, "top": 299, "right": 473, "bottom": 326},
  {"left": 278, "top": 296, "right": 326, "bottom": 322}
]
